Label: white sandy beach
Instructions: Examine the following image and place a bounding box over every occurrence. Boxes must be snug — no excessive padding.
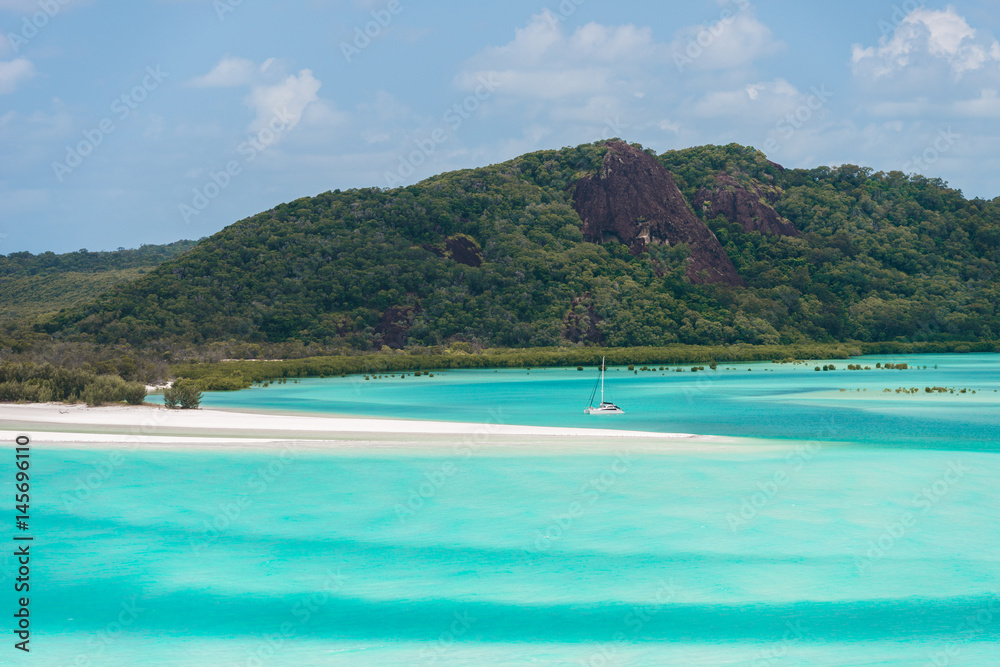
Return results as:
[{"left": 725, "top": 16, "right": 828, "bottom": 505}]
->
[{"left": 0, "top": 402, "right": 760, "bottom": 454}]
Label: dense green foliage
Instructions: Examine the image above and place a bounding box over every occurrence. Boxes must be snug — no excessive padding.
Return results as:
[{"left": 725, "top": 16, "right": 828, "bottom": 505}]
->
[
  {"left": 172, "top": 340, "right": 998, "bottom": 391},
  {"left": 0, "top": 241, "right": 197, "bottom": 320},
  {"left": 173, "top": 343, "right": 863, "bottom": 390},
  {"left": 34, "top": 140, "right": 1000, "bottom": 353},
  {"left": 0, "top": 362, "right": 146, "bottom": 406},
  {"left": 0, "top": 240, "right": 198, "bottom": 276},
  {"left": 163, "top": 380, "right": 202, "bottom": 409},
  {"left": 663, "top": 145, "right": 1000, "bottom": 343}
]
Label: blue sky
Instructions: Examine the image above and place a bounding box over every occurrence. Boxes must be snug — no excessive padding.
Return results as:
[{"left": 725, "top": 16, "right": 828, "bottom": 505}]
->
[{"left": 2, "top": 0, "right": 1000, "bottom": 254}]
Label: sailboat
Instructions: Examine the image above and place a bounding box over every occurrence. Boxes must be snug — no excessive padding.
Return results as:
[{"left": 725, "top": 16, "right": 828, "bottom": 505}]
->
[{"left": 584, "top": 357, "right": 625, "bottom": 414}]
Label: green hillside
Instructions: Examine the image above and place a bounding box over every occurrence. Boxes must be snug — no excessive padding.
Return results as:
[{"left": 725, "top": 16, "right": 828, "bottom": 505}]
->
[
  {"left": 1, "top": 241, "right": 198, "bottom": 321},
  {"left": 39, "top": 141, "right": 1000, "bottom": 352}
]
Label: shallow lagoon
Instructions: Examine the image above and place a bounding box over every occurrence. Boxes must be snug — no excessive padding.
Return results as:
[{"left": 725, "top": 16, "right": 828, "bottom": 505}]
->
[
  {"left": 12, "top": 354, "right": 1000, "bottom": 665},
  {"left": 170, "top": 353, "right": 1000, "bottom": 450}
]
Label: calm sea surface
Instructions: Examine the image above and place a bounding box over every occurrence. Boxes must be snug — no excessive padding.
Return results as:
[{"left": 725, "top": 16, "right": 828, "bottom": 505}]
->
[{"left": 6, "top": 354, "right": 1000, "bottom": 665}]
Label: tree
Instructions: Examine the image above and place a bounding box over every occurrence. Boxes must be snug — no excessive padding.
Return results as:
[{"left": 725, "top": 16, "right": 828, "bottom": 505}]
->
[{"left": 163, "top": 380, "right": 202, "bottom": 409}]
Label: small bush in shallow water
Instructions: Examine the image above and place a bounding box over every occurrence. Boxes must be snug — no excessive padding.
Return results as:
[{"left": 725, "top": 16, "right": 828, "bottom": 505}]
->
[{"left": 164, "top": 380, "right": 202, "bottom": 409}]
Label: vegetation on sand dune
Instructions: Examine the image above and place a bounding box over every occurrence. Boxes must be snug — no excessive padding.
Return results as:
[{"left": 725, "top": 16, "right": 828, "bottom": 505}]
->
[{"left": 0, "top": 362, "right": 146, "bottom": 406}]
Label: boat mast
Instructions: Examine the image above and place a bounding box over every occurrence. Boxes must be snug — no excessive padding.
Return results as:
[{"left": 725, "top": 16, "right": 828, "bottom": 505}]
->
[{"left": 601, "top": 356, "right": 605, "bottom": 404}]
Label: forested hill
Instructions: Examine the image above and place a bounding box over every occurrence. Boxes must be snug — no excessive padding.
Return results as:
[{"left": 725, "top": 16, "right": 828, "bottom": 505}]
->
[
  {"left": 41, "top": 140, "right": 1000, "bottom": 351},
  {"left": 0, "top": 240, "right": 198, "bottom": 321}
]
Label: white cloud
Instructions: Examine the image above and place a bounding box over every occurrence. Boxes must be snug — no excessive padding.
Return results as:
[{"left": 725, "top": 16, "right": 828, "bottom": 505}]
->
[
  {"left": 852, "top": 6, "right": 1000, "bottom": 79},
  {"left": 189, "top": 56, "right": 256, "bottom": 88},
  {"left": 0, "top": 57, "right": 34, "bottom": 94},
  {"left": 864, "top": 89, "right": 1000, "bottom": 119},
  {"left": 868, "top": 98, "right": 933, "bottom": 117},
  {"left": 691, "top": 78, "right": 803, "bottom": 119},
  {"left": 452, "top": 6, "right": 785, "bottom": 147},
  {"left": 669, "top": 9, "right": 783, "bottom": 71},
  {"left": 659, "top": 118, "right": 681, "bottom": 133},
  {"left": 0, "top": 99, "right": 74, "bottom": 147},
  {"left": 299, "top": 99, "right": 349, "bottom": 130},
  {"left": 953, "top": 88, "right": 1000, "bottom": 117},
  {"left": 144, "top": 113, "right": 165, "bottom": 140},
  {"left": 455, "top": 11, "right": 664, "bottom": 102},
  {"left": 244, "top": 68, "right": 321, "bottom": 132},
  {"left": 189, "top": 56, "right": 323, "bottom": 134},
  {"left": 356, "top": 90, "right": 411, "bottom": 123}
]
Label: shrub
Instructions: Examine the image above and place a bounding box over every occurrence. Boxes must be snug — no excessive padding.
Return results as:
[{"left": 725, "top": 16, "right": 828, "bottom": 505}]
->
[
  {"left": 196, "top": 373, "right": 249, "bottom": 391},
  {"left": 83, "top": 375, "right": 129, "bottom": 406},
  {"left": 122, "top": 382, "right": 147, "bottom": 405},
  {"left": 163, "top": 380, "right": 202, "bottom": 409}
]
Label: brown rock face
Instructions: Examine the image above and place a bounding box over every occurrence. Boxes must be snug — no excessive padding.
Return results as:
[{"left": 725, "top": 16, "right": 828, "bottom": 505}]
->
[
  {"left": 694, "top": 173, "right": 799, "bottom": 237},
  {"left": 563, "top": 295, "right": 602, "bottom": 344},
  {"left": 445, "top": 236, "right": 483, "bottom": 267},
  {"left": 375, "top": 305, "right": 417, "bottom": 348},
  {"left": 572, "top": 141, "right": 744, "bottom": 286}
]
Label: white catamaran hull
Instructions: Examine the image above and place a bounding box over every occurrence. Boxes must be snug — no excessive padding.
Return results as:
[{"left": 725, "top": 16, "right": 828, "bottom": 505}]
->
[
  {"left": 584, "top": 405, "right": 625, "bottom": 415},
  {"left": 584, "top": 357, "right": 625, "bottom": 414}
]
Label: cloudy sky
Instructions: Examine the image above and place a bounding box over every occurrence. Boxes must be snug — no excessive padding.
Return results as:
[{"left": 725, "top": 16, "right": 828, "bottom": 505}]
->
[{"left": 2, "top": 0, "right": 1000, "bottom": 254}]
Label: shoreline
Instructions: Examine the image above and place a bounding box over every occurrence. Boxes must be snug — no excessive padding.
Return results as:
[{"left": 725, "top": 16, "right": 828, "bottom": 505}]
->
[
  {"left": 0, "top": 402, "right": 769, "bottom": 455},
  {"left": 171, "top": 347, "right": 999, "bottom": 391}
]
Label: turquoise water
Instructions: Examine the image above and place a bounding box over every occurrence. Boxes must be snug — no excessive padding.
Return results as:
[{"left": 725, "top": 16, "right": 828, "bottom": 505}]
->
[
  {"left": 5, "top": 354, "right": 1000, "bottom": 665},
  {"left": 155, "top": 354, "right": 1000, "bottom": 450}
]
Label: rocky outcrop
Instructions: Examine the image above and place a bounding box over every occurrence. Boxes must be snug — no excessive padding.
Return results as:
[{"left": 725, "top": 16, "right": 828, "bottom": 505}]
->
[
  {"left": 445, "top": 235, "right": 482, "bottom": 267},
  {"left": 563, "top": 295, "right": 602, "bottom": 344},
  {"left": 375, "top": 305, "right": 417, "bottom": 348},
  {"left": 572, "top": 141, "right": 744, "bottom": 286},
  {"left": 694, "top": 173, "right": 799, "bottom": 237}
]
